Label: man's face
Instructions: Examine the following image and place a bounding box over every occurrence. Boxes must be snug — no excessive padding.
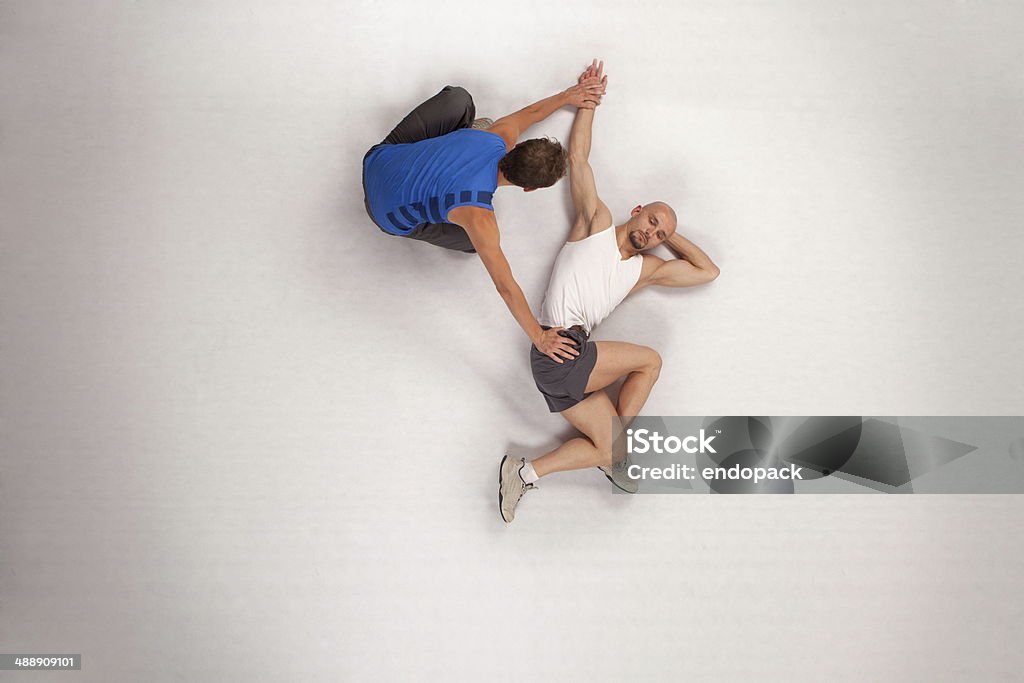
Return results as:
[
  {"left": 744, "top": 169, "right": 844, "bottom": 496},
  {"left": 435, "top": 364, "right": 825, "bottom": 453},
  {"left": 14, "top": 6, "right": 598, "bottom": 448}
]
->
[{"left": 627, "top": 202, "right": 677, "bottom": 251}]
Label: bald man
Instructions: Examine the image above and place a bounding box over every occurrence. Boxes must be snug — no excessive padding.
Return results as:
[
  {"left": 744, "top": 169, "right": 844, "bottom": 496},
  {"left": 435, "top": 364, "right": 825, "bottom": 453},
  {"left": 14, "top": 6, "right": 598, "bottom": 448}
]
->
[{"left": 497, "top": 61, "right": 721, "bottom": 522}]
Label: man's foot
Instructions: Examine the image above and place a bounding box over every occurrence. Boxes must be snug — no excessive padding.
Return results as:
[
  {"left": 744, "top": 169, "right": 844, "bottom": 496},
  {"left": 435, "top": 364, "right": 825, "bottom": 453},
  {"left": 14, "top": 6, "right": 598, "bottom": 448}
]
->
[
  {"left": 499, "top": 454, "right": 535, "bottom": 523},
  {"left": 599, "top": 465, "right": 639, "bottom": 494},
  {"left": 471, "top": 117, "right": 494, "bottom": 130}
]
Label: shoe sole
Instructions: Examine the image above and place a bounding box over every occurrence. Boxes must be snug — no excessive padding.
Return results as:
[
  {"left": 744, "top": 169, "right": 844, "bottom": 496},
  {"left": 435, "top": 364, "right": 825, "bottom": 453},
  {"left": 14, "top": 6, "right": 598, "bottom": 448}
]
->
[{"left": 498, "top": 454, "right": 512, "bottom": 523}]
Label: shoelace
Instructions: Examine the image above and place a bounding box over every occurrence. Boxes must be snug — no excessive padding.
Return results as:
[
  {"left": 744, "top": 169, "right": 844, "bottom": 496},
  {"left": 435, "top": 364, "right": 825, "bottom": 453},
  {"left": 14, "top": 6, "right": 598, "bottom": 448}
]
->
[{"left": 514, "top": 462, "right": 536, "bottom": 498}]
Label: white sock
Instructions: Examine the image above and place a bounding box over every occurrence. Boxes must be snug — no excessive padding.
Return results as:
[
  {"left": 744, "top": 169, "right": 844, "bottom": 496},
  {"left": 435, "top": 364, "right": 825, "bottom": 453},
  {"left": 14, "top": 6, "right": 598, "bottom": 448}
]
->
[{"left": 519, "top": 461, "right": 540, "bottom": 484}]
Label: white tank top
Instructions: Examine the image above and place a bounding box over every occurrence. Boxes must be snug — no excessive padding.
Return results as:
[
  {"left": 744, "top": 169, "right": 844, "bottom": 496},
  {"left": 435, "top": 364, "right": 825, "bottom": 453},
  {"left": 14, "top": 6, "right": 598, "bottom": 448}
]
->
[{"left": 538, "top": 226, "right": 644, "bottom": 333}]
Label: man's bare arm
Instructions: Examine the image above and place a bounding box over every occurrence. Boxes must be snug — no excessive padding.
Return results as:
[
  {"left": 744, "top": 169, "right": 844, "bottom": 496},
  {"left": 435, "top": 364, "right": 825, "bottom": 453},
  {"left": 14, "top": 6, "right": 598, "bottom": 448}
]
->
[
  {"left": 633, "top": 232, "right": 720, "bottom": 291},
  {"left": 567, "top": 61, "right": 611, "bottom": 242},
  {"left": 488, "top": 78, "right": 606, "bottom": 150},
  {"left": 448, "top": 206, "right": 580, "bottom": 363}
]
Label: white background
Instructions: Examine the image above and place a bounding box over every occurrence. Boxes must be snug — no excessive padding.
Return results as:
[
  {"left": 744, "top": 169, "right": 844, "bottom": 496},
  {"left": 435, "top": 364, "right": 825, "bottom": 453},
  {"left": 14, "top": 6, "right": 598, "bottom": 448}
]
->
[{"left": 1, "top": 0, "right": 1022, "bottom": 680}]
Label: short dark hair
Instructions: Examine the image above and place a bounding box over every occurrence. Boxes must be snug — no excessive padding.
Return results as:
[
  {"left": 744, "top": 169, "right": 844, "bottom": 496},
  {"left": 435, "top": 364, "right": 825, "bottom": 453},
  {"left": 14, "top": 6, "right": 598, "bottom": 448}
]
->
[{"left": 498, "top": 138, "right": 568, "bottom": 189}]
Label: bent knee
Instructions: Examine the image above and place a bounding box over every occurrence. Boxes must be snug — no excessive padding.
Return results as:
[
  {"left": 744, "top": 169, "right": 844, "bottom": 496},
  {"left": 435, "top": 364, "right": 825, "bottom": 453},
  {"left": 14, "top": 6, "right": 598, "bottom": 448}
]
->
[
  {"left": 641, "top": 347, "right": 662, "bottom": 374},
  {"left": 443, "top": 85, "right": 473, "bottom": 107}
]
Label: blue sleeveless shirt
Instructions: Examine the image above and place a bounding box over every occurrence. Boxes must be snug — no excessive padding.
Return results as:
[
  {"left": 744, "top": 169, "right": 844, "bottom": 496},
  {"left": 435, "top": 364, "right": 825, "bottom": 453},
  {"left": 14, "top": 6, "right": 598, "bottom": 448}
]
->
[{"left": 363, "top": 129, "right": 507, "bottom": 235}]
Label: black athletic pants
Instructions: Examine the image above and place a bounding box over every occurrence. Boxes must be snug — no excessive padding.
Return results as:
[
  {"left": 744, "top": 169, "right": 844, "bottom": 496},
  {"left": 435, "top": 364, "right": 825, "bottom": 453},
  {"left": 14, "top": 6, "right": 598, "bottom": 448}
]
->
[{"left": 362, "top": 86, "right": 479, "bottom": 253}]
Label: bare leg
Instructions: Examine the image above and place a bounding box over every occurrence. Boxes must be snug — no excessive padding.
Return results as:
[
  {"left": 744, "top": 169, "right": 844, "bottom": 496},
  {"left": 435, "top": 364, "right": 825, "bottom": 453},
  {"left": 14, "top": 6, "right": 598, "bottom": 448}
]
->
[
  {"left": 531, "top": 390, "right": 617, "bottom": 477},
  {"left": 531, "top": 341, "right": 662, "bottom": 479},
  {"left": 584, "top": 341, "right": 662, "bottom": 419}
]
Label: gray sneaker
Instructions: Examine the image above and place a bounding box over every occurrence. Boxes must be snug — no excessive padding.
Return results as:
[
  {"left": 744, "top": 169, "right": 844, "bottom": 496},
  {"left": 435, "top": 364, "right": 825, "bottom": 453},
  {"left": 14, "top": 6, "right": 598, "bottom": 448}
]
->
[
  {"left": 471, "top": 117, "right": 494, "bottom": 130},
  {"left": 498, "top": 454, "right": 535, "bottom": 523},
  {"left": 599, "top": 465, "right": 639, "bottom": 494}
]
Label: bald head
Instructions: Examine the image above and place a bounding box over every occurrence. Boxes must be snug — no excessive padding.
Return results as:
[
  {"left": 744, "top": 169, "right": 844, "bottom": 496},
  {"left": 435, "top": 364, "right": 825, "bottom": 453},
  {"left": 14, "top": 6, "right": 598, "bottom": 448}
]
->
[
  {"left": 649, "top": 201, "right": 677, "bottom": 228},
  {"left": 626, "top": 201, "right": 678, "bottom": 251}
]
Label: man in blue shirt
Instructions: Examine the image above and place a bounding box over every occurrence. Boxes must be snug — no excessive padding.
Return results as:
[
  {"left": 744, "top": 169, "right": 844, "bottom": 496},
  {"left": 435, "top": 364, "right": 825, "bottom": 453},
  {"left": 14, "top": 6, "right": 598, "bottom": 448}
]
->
[{"left": 361, "top": 68, "right": 606, "bottom": 363}]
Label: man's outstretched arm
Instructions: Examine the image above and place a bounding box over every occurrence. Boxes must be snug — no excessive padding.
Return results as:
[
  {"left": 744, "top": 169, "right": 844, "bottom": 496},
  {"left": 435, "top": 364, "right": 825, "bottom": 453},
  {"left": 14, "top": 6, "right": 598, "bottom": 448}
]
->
[
  {"left": 633, "top": 232, "right": 721, "bottom": 291},
  {"left": 448, "top": 205, "right": 581, "bottom": 363},
  {"left": 567, "top": 61, "right": 611, "bottom": 242},
  {"left": 488, "top": 76, "right": 606, "bottom": 150}
]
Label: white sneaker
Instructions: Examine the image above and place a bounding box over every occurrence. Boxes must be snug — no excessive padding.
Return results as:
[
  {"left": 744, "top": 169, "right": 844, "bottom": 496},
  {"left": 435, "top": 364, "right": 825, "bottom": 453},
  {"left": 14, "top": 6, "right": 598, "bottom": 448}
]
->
[
  {"left": 498, "top": 454, "right": 535, "bottom": 523},
  {"left": 471, "top": 117, "right": 494, "bottom": 129}
]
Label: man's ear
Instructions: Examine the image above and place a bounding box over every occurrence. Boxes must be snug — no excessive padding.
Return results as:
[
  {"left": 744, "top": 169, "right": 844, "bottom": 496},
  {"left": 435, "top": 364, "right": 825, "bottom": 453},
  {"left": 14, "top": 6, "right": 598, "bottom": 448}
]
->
[
  {"left": 631, "top": 204, "right": 642, "bottom": 216},
  {"left": 523, "top": 187, "right": 537, "bottom": 193}
]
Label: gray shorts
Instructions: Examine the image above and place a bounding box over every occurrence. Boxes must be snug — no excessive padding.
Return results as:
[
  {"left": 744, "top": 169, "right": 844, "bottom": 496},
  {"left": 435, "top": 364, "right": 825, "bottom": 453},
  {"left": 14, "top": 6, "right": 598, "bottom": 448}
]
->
[{"left": 530, "top": 326, "right": 598, "bottom": 413}]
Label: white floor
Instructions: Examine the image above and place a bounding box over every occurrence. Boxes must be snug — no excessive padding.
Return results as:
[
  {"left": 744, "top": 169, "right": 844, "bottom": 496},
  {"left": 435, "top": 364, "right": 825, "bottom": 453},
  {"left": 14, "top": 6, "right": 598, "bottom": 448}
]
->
[{"left": 2, "top": 1, "right": 1023, "bottom": 681}]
